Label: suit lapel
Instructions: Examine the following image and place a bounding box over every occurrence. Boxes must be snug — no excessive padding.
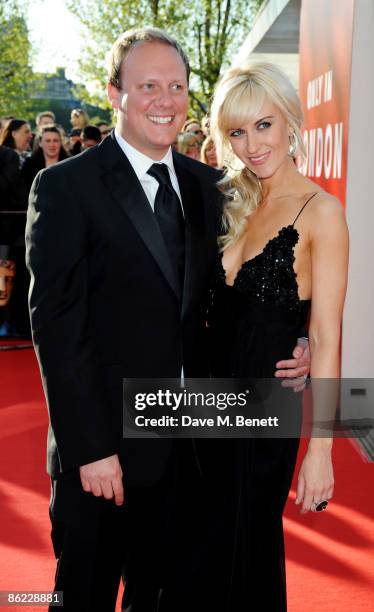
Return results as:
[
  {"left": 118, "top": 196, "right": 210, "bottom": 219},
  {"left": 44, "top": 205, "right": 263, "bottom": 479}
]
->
[
  {"left": 173, "top": 153, "right": 207, "bottom": 319},
  {"left": 98, "top": 135, "right": 180, "bottom": 300}
]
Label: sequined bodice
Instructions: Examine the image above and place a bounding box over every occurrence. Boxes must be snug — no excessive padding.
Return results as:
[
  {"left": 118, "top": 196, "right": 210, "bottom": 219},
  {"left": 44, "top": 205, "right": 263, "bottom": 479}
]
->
[
  {"left": 217, "top": 224, "right": 306, "bottom": 312},
  {"left": 208, "top": 213, "right": 313, "bottom": 378}
]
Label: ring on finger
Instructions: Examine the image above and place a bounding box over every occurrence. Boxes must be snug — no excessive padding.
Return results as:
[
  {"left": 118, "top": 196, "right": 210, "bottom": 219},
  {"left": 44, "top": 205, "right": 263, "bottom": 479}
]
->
[{"left": 312, "top": 500, "right": 328, "bottom": 512}]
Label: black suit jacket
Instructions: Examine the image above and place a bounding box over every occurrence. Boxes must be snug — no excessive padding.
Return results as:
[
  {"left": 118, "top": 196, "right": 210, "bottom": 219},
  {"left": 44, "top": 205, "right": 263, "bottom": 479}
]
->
[{"left": 26, "top": 133, "right": 220, "bottom": 483}]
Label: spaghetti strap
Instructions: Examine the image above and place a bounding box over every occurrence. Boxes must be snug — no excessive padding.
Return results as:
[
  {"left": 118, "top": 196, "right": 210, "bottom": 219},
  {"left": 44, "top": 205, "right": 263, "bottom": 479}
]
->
[{"left": 292, "top": 192, "right": 319, "bottom": 226}]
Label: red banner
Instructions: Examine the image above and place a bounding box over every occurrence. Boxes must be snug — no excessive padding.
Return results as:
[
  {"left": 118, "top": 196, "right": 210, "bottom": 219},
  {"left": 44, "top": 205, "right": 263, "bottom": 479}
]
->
[{"left": 299, "top": 0, "right": 355, "bottom": 206}]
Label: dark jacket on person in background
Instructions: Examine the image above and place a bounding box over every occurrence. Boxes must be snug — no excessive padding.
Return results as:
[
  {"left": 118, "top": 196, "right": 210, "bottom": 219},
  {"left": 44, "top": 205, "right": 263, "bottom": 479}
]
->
[
  {"left": 0, "top": 145, "right": 28, "bottom": 245},
  {"left": 22, "top": 147, "right": 69, "bottom": 193}
]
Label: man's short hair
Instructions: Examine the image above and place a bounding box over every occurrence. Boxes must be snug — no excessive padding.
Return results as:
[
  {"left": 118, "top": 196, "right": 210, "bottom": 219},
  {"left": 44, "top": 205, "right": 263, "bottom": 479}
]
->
[
  {"left": 107, "top": 26, "right": 190, "bottom": 89},
  {"left": 69, "top": 128, "right": 82, "bottom": 138},
  {"left": 36, "top": 111, "right": 56, "bottom": 125},
  {"left": 40, "top": 125, "right": 61, "bottom": 137},
  {"left": 82, "top": 125, "right": 101, "bottom": 143}
]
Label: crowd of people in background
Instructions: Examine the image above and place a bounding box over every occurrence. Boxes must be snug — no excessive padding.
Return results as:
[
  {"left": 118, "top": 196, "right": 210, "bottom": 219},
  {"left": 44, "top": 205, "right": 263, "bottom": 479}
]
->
[{"left": 0, "top": 108, "right": 220, "bottom": 338}]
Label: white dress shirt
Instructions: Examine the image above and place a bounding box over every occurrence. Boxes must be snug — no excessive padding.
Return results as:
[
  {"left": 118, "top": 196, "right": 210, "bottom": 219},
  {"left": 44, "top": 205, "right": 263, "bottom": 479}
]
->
[
  {"left": 114, "top": 129, "right": 186, "bottom": 381},
  {"left": 114, "top": 128, "right": 183, "bottom": 212}
]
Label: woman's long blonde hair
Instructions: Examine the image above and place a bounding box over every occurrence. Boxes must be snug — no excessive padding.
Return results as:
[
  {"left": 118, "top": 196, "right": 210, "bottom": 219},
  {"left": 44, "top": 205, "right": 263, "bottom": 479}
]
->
[{"left": 210, "top": 62, "right": 306, "bottom": 250}]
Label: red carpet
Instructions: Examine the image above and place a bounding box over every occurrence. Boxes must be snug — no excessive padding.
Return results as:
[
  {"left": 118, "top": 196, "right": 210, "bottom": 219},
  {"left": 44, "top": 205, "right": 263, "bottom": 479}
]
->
[{"left": 1, "top": 346, "right": 373, "bottom": 610}]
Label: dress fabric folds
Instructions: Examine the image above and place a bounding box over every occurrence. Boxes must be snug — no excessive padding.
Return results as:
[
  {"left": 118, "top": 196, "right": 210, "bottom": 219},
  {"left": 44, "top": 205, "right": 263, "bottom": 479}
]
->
[{"left": 206, "top": 220, "right": 311, "bottom": 611}]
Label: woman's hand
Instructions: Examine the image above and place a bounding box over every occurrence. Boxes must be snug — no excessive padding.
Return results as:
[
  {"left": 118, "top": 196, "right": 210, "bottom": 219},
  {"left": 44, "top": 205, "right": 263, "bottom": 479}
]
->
[{"left": 295, "top": 442, "right": 334, "bottom": 513}]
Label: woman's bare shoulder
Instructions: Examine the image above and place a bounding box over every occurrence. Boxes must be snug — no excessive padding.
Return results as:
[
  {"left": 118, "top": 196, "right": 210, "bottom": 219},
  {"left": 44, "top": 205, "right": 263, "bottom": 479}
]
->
[
  {"left": 311, "top": 191, "right": 345, "bottom": 221},
  {"left": 306, "top": 190, "right": 348, "bottom": 245},
  {"left": 295, "top": 177, "right": 341, "bottom": 214}
]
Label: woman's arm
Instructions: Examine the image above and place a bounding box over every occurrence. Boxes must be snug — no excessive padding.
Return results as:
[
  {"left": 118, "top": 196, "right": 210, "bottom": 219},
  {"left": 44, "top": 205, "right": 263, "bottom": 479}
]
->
[
  {"left": 296, "top": 194, "right": 349, "bottom": 513},
  {"left": 308, "top": 196, "right": 349, "bottom": 377}
]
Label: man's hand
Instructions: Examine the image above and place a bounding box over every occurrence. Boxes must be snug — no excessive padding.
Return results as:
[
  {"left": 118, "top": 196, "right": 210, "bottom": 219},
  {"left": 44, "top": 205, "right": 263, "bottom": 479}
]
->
[
  {"left": 274, "top": 338, "right": 310, "bottom": 385},
  {"left": 79, "top": 454, "right": 124, "bottom": 506}
]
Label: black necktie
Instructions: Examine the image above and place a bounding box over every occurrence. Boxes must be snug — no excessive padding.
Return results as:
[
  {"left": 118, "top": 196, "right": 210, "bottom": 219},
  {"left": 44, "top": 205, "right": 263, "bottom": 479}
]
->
[{"left": 147, "top": 163, "right": 185, "bottom": 295}]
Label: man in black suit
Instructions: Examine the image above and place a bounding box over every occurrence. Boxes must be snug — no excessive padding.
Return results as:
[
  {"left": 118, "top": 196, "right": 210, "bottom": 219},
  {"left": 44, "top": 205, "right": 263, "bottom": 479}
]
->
[{"left": 26, "top": 28, "right": 309, "bottom": 612}]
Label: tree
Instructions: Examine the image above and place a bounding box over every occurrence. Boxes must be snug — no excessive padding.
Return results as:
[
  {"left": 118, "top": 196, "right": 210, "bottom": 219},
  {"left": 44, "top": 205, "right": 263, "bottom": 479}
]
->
[
  {"left": 0, "top": 0, "right": 39, "bottom": 119},
  {"left": 66, "top": 0, "right": 265, "bottom": 115},
  {"left": 183, "top": 0, "right": 264, "bottom": 112}
]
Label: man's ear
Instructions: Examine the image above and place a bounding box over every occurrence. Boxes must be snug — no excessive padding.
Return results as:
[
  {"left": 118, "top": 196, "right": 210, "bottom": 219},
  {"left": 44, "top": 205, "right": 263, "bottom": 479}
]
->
[{"left": 107, "top": 83, "right": 121, "bottom": 110}]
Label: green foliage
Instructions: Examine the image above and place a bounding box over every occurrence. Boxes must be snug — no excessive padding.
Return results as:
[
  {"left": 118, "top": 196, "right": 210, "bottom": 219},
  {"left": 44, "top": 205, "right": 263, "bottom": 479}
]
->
[
  {"left": 185, "top": 0, "right": 265, "bottom": 113},
  {"left": 0, "top": 0, "right": 38, "bottom": 119},
  {"left": 66, "top": 0, "right": 265, "bottom": 115}
]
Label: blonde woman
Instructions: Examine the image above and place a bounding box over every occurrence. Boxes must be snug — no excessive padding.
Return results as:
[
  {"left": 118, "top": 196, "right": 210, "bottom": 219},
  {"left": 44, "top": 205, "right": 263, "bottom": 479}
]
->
[
  {"left": 208, "top": 63, "right": 348, "bottom": 610},
  {"left": 200, "top": 135, "right": 219, "bottom": 168},
  {"left": 70, "top": 108, "right": 90, "bottom": 130},
  {"left": 177, "top": 130, "right": 201, "bottom": 159}
]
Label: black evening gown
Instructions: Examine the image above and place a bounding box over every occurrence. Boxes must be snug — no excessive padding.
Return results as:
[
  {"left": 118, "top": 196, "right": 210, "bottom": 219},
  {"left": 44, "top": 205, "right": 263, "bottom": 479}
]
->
[{"left": 206, "top": 195, "right": 316, "bottom": 611}]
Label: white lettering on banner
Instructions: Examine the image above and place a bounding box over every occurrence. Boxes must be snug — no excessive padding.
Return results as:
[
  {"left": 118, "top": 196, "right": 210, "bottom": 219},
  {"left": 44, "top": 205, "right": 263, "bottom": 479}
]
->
[
  {"left": 308, "top": 129, "right": 316, "bottom": 175},
  {"left": 324, "top": 70, "right": 333, "bottom": 102},
  {"left": 333, "top": 122, "right": 343, "bottom": 178},
  {"left": 307, "top": 75, "right": 323, "bottom": 109},
  {"left": 324, "top": 124, "right": 333, "bottom": 178},
  {"left": 307, "top": 70, "right": 333, "bottom": 109},
  {"left": 315, "top": 128, "right": 324, "bottom": 177},
  {"left": 302, "top": 122, "right": 343, "bottom": 179}
]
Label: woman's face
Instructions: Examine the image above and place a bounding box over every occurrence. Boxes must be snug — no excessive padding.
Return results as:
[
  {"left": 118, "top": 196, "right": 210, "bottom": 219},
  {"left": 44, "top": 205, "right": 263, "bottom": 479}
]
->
[
  {"left": 185, "top": 137, "right": 200, "bottom": 160},
  {"left": 40, "top": 131, "right": 62, "bottom": 159},
  {"left": 186, "top": 145, "right": 200, "bottom": 160},
  {"left": 205, "top": 143, "right": 218, "bottom": 167},
  {"left": 227, "top": 100, "right": 290, "bottom": 179},
  {"left": 70, "top": 111, "right": 82, "bottom": 128},
  {"left": 185, "top": 122, "right": 204, "bottom": 143},
  {"left": 12, "top": 123, "right": 32, "bottom": 152}
]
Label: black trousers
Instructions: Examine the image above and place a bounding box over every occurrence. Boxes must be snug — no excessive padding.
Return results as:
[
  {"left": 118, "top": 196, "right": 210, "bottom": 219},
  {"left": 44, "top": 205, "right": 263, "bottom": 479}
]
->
[
  {"left": 49, "top": 470, "right": 124, "bottom": 611},
  {"left": 49, "top": 441, "right": 228, "bottom": 612}
]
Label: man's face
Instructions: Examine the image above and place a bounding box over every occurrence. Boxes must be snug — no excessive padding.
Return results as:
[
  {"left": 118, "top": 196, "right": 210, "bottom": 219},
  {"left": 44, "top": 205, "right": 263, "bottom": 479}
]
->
[
  {"left": 82, "top": 138, "right": 99, "bottom": 149},
  {"left": 38, "top": 116, "right": 54, "bottom": 129},
  {"left": 99, "top": 124, "right": 111, "bottom": 140},
  {"left": 0, "top": 261, "right": 16, "bottom": 307},
  {"left": 108, "top": 42, "right": 189, "bottom": 160},
  {"left": 40, "top": 132, "right": 61, "bottom": 159}
]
